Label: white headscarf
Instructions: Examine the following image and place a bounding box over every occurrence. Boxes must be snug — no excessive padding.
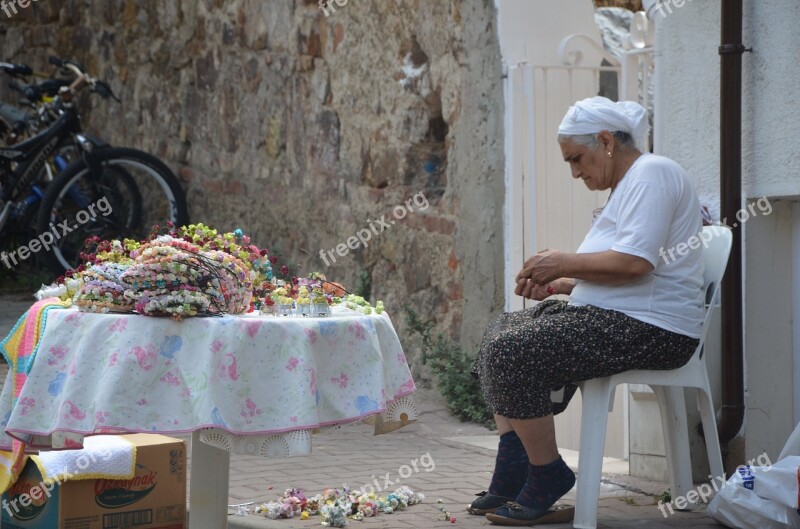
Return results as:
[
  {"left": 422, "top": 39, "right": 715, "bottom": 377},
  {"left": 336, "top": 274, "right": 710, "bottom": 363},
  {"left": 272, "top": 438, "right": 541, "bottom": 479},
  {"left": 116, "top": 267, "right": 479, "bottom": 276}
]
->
[{"left": 558, "top": 96, "right": 649, "bottom": 152}]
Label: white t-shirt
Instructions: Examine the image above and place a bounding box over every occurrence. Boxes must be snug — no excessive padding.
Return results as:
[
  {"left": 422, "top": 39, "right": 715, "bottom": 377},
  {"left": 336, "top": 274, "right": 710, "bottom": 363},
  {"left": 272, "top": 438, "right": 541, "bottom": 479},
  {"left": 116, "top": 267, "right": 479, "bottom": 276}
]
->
[{"left": 569, "top": 154, "right": 704, "bottom": 338}]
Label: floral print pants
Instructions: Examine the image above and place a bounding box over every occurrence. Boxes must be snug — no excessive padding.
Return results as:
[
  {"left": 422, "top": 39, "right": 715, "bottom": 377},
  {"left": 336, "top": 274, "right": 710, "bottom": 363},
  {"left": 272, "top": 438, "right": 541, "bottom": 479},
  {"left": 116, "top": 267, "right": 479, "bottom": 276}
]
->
[{"left": 471, "top": 299, "right": 699, "bottom": 419}]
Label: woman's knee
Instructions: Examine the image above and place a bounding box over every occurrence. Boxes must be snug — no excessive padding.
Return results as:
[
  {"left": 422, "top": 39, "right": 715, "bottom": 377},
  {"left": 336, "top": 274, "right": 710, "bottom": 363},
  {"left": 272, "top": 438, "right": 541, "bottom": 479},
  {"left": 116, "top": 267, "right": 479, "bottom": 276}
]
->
[{"left": 482, "top": 332, "right": 525, "bottom": 365}]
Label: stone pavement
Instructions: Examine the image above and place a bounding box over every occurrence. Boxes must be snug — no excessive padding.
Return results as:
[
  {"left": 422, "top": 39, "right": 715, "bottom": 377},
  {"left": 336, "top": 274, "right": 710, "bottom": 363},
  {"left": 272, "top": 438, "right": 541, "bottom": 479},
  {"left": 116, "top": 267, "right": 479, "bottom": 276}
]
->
[
  {"left": 219, "top": 387, "right": 725, "bottom": 529},
  {"left": 0, "top": 296, "right": 727, "bottom": 528}
]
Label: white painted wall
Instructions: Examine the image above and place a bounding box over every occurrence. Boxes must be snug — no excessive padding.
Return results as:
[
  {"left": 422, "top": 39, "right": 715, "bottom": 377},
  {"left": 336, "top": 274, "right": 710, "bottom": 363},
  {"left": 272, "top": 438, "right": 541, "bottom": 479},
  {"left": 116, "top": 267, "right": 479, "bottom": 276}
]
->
[
  {"left": 655, "top": 0, "right": 800, "bottom": 469},
  {"left": 660, "top": 0, "right": 800, "bottom": 202},
  {"left": 658, "top": 1, "right": 721, "bottom": 203}
]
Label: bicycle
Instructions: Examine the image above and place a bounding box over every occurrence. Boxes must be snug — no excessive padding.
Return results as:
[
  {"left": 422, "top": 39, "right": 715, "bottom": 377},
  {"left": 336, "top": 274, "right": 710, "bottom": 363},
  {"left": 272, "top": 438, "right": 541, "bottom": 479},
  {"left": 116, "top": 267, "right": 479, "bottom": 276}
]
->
[
  {"left": 0, "top": 61, "right": 88, "bottom": 274},
  {"left": 0, "top": 57, "right": 189, "bottom": 274},
  {"left": 0, "top": 61, "right": 71, "bottom": 145},
  {"left": 0, "top": 62, "right": 35, "bottom": 145}
]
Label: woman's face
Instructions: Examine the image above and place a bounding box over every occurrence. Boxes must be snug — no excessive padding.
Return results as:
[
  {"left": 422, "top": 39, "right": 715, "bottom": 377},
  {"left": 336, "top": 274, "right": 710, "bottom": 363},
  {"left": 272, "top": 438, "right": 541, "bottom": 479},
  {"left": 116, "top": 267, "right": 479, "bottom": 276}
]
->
[{"left": 559, "top": 139, "right": 611, "bottom": 191}]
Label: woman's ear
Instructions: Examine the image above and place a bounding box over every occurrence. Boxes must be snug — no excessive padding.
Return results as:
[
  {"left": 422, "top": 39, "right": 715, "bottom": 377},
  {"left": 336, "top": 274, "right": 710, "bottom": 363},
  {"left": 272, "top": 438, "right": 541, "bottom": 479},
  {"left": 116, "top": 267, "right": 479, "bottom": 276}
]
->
[{"left": 597, "top": 130, "right": 614, "bottom": 152}]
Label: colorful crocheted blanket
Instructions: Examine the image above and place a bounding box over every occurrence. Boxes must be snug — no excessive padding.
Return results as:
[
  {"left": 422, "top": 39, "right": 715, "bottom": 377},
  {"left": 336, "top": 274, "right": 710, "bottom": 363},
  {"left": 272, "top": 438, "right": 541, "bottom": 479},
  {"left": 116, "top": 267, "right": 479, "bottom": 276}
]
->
[{"left": 0, "top": 298, "right": 70, "bottom": 493}]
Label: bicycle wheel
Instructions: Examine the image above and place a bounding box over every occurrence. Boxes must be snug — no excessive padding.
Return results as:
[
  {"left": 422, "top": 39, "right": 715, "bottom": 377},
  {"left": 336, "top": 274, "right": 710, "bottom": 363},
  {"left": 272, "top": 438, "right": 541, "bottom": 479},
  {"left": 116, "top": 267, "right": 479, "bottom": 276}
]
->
[{"left": 35, "top": 147, "right": 189, "bottom": 273}]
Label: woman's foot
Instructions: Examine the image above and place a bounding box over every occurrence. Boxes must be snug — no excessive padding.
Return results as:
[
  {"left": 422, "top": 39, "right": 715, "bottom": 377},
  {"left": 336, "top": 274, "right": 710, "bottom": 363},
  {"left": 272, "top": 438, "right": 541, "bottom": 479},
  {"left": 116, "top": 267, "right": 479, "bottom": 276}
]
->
[
  {"left": 467, "top": 431, "right": 529, "bottom": 515},
  {"left": 514, "top": 456, "right": 575, "bottom": 508},
  {"left": 485, "top": 503, "right": 575, "bottom": 526},
  {"left": 486, "top": 456, "right": 576, "bottom": 524},
  {"left": 467, "top": 490, "right": 515, "bottom": 515}
]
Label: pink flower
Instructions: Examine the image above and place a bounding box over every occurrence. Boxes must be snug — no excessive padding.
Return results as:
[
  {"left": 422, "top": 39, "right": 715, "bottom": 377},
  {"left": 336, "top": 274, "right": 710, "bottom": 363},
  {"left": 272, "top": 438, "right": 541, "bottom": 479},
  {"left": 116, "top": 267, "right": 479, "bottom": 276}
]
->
[
  {"left": 211, "top": 340, "right": 224, "bottom": 354},
  {"left": 19, "top": 397, "right": 35, "bottom": 415},
  {"left": 61, "top": 400, "right": 86, "bottom": 421},
  {"left": 108, "top": 352, "right": 119, "bottom": 367},
  {"left": 47, "top": 345, "right": 69, "bottom": 366},
  {"left": 241, "top": 398, "right": 262, "bottom": 424},
  {"left": 286, "top": 357, "right": 299, "bottom": 371},
  {"left": 160, "top": 371, "right": 181, "bottom": 387},
  {"left": 108, "top": 319, "right": 128, "bottom": 333},
  {"left": 62, "top": 437, "right": 83, "bottom": 449},
  {"left": 348, "top": 322, "right": 366, "bottom": 340},
  {"left": 399, "top": 379, "right": 416, "bottom": 394},
  {"left": 217, "top": 353, "right": 239, "bottom": 380},
  {"left": 330, "top": 373, "right": 348, "bottom": 389},
  {"left": 304, "top": 328, "right": 318, "bottom": 344},
  {"left": 243, "top": 321, "right": 261, "bottom": 339},
  {"left": 95, "top": 411, "right": 110, "bottom": 424},
  {"left": 131, "top": 345, "right": 157, "bottom": 371}
]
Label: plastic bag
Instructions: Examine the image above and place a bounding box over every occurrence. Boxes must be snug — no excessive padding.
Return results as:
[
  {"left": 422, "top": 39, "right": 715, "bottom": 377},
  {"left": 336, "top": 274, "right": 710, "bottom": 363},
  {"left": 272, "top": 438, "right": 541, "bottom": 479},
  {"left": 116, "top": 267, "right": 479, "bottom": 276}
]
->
[{"left": 707, "top": 456, "right": 800, "bottom": 529}]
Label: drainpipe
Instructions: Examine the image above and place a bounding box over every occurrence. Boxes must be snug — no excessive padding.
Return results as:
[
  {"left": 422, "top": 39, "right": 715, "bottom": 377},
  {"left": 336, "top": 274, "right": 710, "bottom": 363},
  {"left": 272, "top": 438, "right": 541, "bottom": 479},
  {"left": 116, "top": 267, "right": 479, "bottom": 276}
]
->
[{"left": 717, "top": 0, "right": 746, "bottom": 444}]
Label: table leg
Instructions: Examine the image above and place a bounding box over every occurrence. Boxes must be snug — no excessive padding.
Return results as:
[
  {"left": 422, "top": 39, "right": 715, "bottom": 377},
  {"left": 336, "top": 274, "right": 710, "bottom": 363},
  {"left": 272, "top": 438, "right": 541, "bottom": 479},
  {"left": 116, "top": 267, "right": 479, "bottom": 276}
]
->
[{"left": 189, "top": 430, "right": 230, "bottom": 528}]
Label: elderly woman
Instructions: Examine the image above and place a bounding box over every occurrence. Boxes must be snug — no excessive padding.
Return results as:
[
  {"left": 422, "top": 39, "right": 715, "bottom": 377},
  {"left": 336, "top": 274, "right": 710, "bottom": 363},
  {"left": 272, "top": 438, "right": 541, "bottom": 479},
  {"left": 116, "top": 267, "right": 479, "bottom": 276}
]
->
[{"left": 470, "top": 96, "right": 703, "bottom": 526}]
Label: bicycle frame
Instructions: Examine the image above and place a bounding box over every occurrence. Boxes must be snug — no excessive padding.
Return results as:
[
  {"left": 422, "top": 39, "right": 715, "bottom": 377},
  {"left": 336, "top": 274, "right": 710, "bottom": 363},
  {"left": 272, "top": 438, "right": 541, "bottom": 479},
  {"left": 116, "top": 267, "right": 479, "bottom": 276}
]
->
[
  {"left": 0, "top": 104, "right": 84, "bottom": 233},
  {"left": 0, "top": 58, "right": 119, "bottom": 238}
]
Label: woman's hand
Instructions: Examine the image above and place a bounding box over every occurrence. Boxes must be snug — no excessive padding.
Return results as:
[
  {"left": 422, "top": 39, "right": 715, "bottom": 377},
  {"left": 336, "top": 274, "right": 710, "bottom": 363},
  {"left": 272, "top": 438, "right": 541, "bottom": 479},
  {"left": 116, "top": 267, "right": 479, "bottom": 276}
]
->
[
  {"left": 514, "top": 277, "right": 575, "bottom": 300},
  {"left": 515, "top": 249, "right": 565, "bottom": 286},
  {"left": 514, "top": 279, "right": 552, "bottom": 300}
]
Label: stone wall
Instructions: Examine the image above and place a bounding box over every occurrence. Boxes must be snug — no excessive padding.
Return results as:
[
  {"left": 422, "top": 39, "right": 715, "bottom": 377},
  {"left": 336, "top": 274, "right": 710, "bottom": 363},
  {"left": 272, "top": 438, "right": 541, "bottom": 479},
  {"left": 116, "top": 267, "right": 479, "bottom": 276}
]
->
[{"left": 1, "top": 0, "right": 506, "bottom": 371}]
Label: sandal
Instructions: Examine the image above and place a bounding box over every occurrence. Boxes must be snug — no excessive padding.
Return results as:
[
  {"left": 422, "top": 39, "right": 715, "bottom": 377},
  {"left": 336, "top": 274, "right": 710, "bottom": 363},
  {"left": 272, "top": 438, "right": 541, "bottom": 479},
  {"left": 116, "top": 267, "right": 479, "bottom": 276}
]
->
[
  {"left": 466, "top": 491, "right": 515, "bottom": 515},
  {"left": 485, "top": 502, "right": 575, "bottom": 526}
]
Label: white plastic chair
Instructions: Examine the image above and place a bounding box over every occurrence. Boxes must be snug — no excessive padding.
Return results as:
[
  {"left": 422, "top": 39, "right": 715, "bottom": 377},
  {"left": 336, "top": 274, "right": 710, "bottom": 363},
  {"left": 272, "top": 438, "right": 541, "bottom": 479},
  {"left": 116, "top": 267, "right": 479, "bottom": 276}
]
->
[{"left": 572, "top": 225, "right": 732, "bottom": 529}]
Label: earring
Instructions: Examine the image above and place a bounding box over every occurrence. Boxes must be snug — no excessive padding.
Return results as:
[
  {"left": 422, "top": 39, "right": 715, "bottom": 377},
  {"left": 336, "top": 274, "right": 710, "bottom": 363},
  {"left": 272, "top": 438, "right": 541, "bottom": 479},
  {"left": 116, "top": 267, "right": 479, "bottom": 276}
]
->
[{"left": 607, "top": 151, "right": 613, "bottom": 158}]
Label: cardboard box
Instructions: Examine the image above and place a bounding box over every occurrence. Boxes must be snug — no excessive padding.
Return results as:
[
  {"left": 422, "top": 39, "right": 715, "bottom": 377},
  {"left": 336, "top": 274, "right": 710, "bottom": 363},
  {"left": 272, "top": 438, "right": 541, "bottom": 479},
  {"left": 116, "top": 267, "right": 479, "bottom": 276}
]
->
[{"left": 1, "top": 434, "right": 186, "bottom": 529}]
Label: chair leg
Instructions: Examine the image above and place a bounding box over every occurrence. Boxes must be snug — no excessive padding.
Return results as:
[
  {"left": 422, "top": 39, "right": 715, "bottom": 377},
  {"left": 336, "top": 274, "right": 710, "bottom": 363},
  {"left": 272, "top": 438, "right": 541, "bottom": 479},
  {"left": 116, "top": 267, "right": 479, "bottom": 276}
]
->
[
  {"left": 574, "top": 379, "right": 614, "bottom": 529},
  {"left": 653, "top": 386, "right": 694, "bottom": 507},
  {"left": 696, "top": 387, "right": 724, "bottom": 480}
]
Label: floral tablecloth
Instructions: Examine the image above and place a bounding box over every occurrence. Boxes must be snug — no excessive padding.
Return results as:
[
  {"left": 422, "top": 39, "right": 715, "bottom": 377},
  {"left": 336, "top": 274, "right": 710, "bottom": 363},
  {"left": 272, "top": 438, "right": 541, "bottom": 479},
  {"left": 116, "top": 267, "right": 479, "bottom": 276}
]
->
[{"left": 0, "top": 307, "right": 416, "bottom": 451}]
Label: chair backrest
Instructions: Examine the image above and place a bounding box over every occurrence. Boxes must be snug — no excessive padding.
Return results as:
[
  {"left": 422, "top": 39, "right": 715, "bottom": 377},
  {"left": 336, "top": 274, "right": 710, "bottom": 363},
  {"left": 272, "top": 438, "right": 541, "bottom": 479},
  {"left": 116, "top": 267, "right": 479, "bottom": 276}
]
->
[
  {"left": 702, "top": 225, "right": 733, "bottom": 295},
  {"left": 698, "top": 225, "right": 733, "bottom": 347}
]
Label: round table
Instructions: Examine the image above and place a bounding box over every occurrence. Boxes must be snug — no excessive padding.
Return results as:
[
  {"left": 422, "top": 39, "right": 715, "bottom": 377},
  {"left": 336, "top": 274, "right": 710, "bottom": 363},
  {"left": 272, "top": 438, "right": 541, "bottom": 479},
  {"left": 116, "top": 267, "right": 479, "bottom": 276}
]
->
[{"left": 0, "top": 305, "right": 417, "bottom": 527}]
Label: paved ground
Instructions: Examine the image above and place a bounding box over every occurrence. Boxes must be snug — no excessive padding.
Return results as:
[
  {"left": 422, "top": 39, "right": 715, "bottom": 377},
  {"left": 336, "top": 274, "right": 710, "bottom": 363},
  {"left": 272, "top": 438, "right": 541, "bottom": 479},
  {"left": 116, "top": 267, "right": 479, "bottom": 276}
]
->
[
  {"left": 0, "top": 296, "right": 727, "bottom": 528},
  {"left": 217, "top": 389, "right": 724, "bottom": 529}
]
